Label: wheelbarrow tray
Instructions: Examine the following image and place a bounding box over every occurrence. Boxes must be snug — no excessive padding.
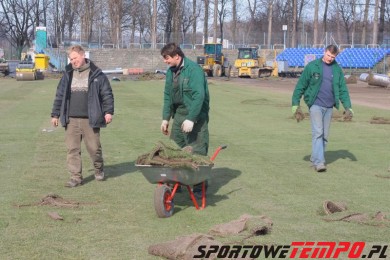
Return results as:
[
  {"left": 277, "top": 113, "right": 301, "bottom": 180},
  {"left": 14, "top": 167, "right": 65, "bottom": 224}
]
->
[{"left": 135, "top": 164, "right": 212, "bottom": 186}]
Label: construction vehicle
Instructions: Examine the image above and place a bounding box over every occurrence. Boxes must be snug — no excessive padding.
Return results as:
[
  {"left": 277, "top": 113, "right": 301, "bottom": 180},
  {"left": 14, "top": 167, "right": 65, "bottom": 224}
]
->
[
  {"left": 197, "top": 43, "right": 229, "bottom": 77},
  {"left": 15, "top": 53, "right": 44, "bottom": 81},
  {"left": 0, "top": 58, "right": 9, "bottom": 76},
  {"left": 229, "top": 47, "right": 275, "bottom": 79},
  {"left": 16, "top": 61, "right": 37, "bottom": 81}
]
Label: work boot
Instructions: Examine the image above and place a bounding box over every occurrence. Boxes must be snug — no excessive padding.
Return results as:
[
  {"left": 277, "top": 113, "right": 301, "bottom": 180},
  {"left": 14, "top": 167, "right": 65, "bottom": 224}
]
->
[
  {"left": 94, "top": 170, "right": 105, "bottom": 181},
  {"left": 314, "top": 164, "right": 327, "bottom": 172},
  {"left": 65, "top": 178, "right": 83, "bottom": 188}
]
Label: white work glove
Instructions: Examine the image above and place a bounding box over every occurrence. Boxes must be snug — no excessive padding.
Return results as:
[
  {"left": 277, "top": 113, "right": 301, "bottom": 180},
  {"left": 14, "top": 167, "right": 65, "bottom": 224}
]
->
[
  {"left": 161, "top": 120, "right": 169, "bottom": 135},
  {"left": 181, "top": 120, "right": 194, "bottom": 133}
]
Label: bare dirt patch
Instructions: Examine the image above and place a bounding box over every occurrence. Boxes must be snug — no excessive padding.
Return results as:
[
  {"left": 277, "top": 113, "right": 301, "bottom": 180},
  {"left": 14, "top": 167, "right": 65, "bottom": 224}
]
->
[{"left": 210, "top": 77, "right": 390, "bottom": 111}]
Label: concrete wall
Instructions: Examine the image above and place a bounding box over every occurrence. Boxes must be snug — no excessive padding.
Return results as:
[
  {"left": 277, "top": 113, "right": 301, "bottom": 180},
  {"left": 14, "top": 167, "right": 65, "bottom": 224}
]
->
[
  {"left": 49, "top": 48, "right": 280, "bottom": 72},
  {"left": 88, "top": 48, "right": 231, "bottom": 72},
  {"left": 88, "top": 48, "right": 281, "bottom": 72}
]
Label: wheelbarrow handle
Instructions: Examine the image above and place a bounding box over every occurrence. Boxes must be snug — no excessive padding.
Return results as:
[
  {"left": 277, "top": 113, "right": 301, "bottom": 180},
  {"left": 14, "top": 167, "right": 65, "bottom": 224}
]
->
[{"left": 210, "top": 145, "right": 227, "bottom": 161}]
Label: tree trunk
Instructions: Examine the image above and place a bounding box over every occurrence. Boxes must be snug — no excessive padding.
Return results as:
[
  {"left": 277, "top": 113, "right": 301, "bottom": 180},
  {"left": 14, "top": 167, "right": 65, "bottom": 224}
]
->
[
  {"left": 267, "top": 0, "right": 273, "bottom": 48},
  {"left": 204, "top": 0, "right": 209, "bottom": 43},
  {"left": 372, "top": 0, "right": 379, "bottom": 45},
  {"left": 378, "top": 0, "right": 386, "bottom": 44},
  {"left": 172, "top": 0, "right": 182, "bottom": 43},
  {"left": 336, "top": 10, "right": 342, "bottom": 45},
  {"left": 213, "top": 0, "right": 218, "bottom": 43},
  {"left": 361, "top": 0, "right": 370, "bottom": 45},
  {"left": 192, "top": 0, "right": 197, "bottom": 45},
  {"left": 323, "top": 0, "right": 329, "bottom": 37},
  {"left": 351, "top": 0, "right": 356, "bottom": 46},
  {"left": 232, "top": 0, "right": 236, "bottom": 45},
  {"left": 313, "top": 0, "right": 319, "bottom": 45},
  {"left": 152, "top": 0, "right": 157, "bottom": 48},
  {"left": 291, "top": 0, "right": 297, "bottom": 47}
]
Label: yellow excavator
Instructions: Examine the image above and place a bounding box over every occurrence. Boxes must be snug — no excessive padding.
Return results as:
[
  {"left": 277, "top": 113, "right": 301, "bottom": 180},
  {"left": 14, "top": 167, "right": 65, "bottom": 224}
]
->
[
  {"left": 229, "top": 47, "right": 276, "bottom": 79},
  {"left": 197, "top": 43, "right": 229, "bottom": 77}
]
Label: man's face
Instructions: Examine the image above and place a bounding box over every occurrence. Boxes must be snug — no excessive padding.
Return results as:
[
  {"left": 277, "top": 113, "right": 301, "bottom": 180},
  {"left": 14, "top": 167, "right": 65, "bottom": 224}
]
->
[
  {"left": 69, "top": 51, "right": 86, "bottom": 69},
  {"left": 322, "top": 50, "right": 337, "bottom": 64},
  {"left": 162, "top": 54, "right": 181, "bottom": 67}
]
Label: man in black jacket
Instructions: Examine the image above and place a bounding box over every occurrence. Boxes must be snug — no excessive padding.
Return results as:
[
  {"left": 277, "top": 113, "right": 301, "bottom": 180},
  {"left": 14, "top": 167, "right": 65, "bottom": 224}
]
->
[{"left": 51, "top": 45, "right": 114, "bottom": 187}]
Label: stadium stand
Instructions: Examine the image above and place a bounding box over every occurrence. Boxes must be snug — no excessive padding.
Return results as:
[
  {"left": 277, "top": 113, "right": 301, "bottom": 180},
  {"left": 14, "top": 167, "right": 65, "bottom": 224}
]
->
[{"left": 276, "top": 47, "right": 389, "bottom": 69}]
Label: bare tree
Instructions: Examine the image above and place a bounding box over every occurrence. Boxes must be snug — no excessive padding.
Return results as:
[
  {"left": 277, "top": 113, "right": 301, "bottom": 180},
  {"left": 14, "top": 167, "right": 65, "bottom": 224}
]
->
[
  {"left": 323, "top": 0, "right": 329, "bottom": 36},
  {"left": 80, "top": 0, "right": 97, "bottom": 43},
  {"left": 378, "top": 0, "right": 386, "bottom": 44},
  {"left": 313, "top": 0, "right": 319, "bottom": 45},
  {"left": 152, "top": 0, "right": 157, "bottom": 48},
  {"left": 0, "top": 0, "right": 38, "bottom": 59},
  {"left": 191, "top": 0, "right": 197, "bottom": 45},
  {"left": 361, "top": 0, "right": 370, "bottom": 44},
  {"left": 291, "top": 0, "right": 297, "bottom": 47},
  {"left": 267, "top": 0, "right": 274, "bottom": 48},
  {"left": 65, "top": 0, "right": 80, "bottom": 42},
  {"left": 217, "top": 0, "right": 231, "bottom": 44},
  {"left": 179, "top": 0, "right": 200, "bottom": 44},
  {"left": 231, "top": 0, "right": 237, "bottom": 45},
  {"left": 372, "top": 0, "right": 379, "bottom": 44},
  {"left": 159, "top": 0, "right": 172, "bottom": 42},
  {"left": 351, "top": 0, "right": 356, "bottom": 45},
  {"left": 204, "top": 0, "right": 209, "bottom": 43},
  {"left": 335, "top": 0, "right": 354, "bottom": 44},
  {"left": 246, "top": 0, "right": 259, "bottom": 44},
  {"left": 108, "top": 0, "right": 123, "bottom": 48},
  {"left": 213, "top": 0, "right": 218, "bottom": 43}
]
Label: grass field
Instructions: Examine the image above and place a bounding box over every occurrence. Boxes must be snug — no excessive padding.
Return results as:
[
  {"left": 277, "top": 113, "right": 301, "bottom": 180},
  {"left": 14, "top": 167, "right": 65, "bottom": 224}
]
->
[{"left": 0, "top": 76, "right": 389, "bottom": 260}]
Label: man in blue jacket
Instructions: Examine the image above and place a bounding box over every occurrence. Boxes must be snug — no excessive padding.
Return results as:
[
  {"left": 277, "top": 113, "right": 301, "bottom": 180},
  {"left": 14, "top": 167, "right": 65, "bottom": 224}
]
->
[
  {"left": 292, "top": 45, "right": 353, "bottom": 172},
  {"left": 160, "top": 42, "right": 210, "bottom": 196},
  {"left": 51, "top": 45, "right": 114, "bottom": 187}
]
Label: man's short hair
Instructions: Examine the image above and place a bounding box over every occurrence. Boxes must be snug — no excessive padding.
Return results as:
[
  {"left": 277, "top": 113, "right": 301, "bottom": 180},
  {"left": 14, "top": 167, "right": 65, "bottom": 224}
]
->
[
  {"left": 67, "top": 45, "right": 85, "bottom": 55},
  {"left": 326, "top": 44, "right": 339, "bottom": 55},
  {"left": 161, "top": 42, "right": 185, "bottom": 58}
]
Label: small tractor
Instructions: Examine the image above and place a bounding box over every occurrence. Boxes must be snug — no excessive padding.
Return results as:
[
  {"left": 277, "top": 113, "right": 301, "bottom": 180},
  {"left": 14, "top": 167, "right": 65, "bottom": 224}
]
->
[
  {"left": 229, "top": 47, "right": 275, "bottom": 79},
  {"left": 197, "top": 43, "right": 229, "bottom": 77}
]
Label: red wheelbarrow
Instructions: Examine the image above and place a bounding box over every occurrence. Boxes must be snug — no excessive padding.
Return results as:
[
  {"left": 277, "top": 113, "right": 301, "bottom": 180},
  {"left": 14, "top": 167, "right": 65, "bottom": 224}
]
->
[{"left": 136, "top": 145, "right": 227, "bottom": 218}]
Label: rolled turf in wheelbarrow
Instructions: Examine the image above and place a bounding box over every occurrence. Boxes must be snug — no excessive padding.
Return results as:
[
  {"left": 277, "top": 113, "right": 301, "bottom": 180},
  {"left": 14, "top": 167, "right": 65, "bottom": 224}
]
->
[
  {"left": 136, "top": 140, "right": 214, "bottom": 169},
  {"left": 135, "top": 141, "right": 225, "bottom": 217}
]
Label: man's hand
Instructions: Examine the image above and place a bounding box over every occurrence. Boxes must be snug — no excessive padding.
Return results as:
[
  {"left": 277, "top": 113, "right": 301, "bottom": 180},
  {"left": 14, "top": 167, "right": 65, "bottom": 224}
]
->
[
  {"left": 51, "top": 117, "right": 59, "bottom": 127},
  {"left": 105, "top": 114, "right": 113, "bottom": 124},
  {"left": 291, "top": 105, "right": 299, "bottom": 114},
  {"left": 181, "top": 120, "right": 194, "bottom": 133},
  {"left": 343, "top": 108, "right": 354, "bottom": 121},
  {"left": 161, "top": 120, "right": 169, "bottom": 135},
  {"left": 292, "top": 106, "right": 304, "bottom": 122}
]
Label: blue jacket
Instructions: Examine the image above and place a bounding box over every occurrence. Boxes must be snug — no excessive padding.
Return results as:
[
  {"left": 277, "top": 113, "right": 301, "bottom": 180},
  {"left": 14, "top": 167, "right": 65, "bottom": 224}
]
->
[{"left": 51, "top": 59, "right": 114, "bottom": 128}]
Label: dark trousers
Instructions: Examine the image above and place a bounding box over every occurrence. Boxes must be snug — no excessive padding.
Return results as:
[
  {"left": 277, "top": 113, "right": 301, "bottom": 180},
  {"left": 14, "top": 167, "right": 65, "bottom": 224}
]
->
[
  {"left": 170, "top": 113, "right": 209, "bottom": 192},
  {"left": 170, "top": 113, "right": 209, "bottom": 156}
]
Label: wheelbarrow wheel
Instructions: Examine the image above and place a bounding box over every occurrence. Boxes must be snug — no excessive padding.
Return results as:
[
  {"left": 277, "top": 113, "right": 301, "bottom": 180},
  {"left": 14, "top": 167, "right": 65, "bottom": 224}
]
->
[{"left": 154, "top": 184, "right": 174, "bottom": 218}]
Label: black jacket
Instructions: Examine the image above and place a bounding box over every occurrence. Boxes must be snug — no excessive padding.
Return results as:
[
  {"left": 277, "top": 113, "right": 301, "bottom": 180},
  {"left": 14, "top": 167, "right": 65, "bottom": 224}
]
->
[{"left": 51, "top": 59, "right": 114, "bottom": 128}]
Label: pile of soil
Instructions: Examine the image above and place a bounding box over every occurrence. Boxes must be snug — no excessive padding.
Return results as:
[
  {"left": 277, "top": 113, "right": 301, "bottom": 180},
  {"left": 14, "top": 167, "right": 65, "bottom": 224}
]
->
[{"left": 370, "top": 116, "right": 390, "bottom": 124}]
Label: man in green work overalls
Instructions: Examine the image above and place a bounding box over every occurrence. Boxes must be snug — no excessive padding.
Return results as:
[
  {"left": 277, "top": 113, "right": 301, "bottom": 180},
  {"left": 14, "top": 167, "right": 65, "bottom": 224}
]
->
[{"left": 160, "top": 42, "right": 210, "bottom": 197}]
